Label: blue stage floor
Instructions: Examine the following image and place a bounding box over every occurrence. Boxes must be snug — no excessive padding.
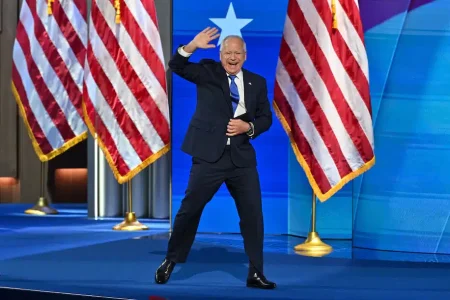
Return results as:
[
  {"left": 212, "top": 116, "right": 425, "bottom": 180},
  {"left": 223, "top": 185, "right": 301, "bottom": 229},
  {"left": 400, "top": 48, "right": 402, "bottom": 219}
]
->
[{"left": 0, "top": 204, "right": 450, "bottom": 300}]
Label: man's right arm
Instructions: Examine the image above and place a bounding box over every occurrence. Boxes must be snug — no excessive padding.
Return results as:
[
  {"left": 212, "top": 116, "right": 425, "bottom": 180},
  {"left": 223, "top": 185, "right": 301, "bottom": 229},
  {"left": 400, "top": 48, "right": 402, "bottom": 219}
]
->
[
  {"left": 168, "top": 27, "right": 220, "bottom": 84},
  {"left": 168, "top": 44, "right": 207, "bottom": 84}
]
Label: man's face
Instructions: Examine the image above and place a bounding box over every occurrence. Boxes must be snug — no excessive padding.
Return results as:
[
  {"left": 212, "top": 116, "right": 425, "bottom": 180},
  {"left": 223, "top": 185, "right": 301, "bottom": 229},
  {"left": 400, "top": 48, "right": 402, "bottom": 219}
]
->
[{"left": 220, "top": 37, "right": 246, "bottom": 75}]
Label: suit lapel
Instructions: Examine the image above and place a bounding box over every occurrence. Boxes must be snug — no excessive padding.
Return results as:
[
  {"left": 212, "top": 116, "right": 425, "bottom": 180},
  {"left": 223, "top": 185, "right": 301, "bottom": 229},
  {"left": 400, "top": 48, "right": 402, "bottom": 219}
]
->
[
  {"left": 217, "top": 64, "right": 233, "bottom": 116},
  {"left": 242, "top": 69, "right": 253, "bottom": 114}
]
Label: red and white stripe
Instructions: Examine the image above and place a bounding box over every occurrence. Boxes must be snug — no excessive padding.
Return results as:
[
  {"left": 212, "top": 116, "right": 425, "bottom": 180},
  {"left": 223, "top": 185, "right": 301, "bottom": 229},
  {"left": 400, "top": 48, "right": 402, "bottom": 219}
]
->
[
  {"left": 83, "top": 0, "right": 170, "bottom": 183},
  {"left": 11, "top": 0, "right": 87, "bottom": 160},
  {"left": 273, "top": 0, "right": 375, "bottom": 202}
]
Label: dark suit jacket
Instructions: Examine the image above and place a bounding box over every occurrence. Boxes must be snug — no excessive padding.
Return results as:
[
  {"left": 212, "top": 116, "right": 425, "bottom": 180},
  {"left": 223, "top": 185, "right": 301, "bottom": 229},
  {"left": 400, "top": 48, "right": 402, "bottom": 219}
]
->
[{"left": 169, "top": 49, "right": 272, "bottom": 167}]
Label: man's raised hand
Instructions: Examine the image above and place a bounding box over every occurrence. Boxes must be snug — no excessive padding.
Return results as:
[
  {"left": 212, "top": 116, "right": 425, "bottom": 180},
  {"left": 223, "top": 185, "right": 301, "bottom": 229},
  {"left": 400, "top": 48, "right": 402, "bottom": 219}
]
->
[{"left": 185, "top": 27, "right": 220, "bottom": 52}]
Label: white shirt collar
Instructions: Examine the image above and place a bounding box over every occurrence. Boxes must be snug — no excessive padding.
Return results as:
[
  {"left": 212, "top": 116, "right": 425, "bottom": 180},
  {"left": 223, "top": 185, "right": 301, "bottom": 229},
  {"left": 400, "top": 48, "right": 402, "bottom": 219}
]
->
[{"left": 227, "top": 70, "right": 243, "bottom": 80}]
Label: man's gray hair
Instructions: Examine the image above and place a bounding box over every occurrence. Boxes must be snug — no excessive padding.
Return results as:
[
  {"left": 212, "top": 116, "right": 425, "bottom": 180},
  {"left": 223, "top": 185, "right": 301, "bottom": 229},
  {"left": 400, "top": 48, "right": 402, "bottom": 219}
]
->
[{"left": 220, "top": 35, "right": 247, "bottom": 52}]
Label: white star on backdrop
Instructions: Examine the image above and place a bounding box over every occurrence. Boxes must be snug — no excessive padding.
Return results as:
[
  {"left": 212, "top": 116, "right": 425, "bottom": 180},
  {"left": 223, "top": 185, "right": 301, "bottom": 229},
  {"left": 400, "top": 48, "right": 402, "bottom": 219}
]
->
[{"left": 209, "top": 3, "right": 253, "bottom": 46}]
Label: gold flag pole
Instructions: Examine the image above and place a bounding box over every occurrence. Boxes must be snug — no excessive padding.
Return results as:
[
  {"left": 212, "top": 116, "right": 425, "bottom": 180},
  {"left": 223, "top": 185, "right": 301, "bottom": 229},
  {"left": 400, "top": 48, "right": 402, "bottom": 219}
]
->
[
  {"left": 114, "top": 0, "right": 121, "bottom": 24},
  {"left": 331, "top": 0, "right": 337, "bottom": 29},
  {"left": 294, "top": 192, "right": 332, "bottom": 256},
  {"left": 25, "top": 162, "right": 58, "bottom": 215},
  {"left": 47, "top": 0, "right": 55, "bottom": 15},
  {"left": 296, "top": 1, "right": 336, "bottom": 256},
  {"left": 113, "top": 179, "right": 148, "bottom": 231}
]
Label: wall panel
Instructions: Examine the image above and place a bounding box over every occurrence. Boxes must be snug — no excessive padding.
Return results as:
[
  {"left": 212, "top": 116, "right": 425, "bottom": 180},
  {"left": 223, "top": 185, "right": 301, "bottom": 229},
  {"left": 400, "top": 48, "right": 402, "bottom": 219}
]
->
[{"left": 0, "top": 0, "right": 18, "bottom": 178}]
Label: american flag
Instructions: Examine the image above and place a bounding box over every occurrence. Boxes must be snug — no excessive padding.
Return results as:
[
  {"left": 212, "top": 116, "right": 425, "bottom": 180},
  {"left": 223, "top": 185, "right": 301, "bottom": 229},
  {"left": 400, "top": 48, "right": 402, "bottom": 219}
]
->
[
  {"left": 11, "top": 0, "right": 88, "bottom": 161},
  {"left": 273, "top": 0, "right": 375, "bottom": 202},
  {"left": 83, "top": 0, "right": 170, "bottom": 183}
]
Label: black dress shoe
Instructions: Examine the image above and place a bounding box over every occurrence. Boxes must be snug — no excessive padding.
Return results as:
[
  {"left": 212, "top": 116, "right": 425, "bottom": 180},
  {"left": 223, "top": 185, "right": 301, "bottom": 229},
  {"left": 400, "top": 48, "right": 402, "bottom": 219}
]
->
[
  {"left": 155, "top": 258, "right": 176, "bottom": 284},
  {"left": 247, "top": 272, "right": 276, "bottom": 289}
]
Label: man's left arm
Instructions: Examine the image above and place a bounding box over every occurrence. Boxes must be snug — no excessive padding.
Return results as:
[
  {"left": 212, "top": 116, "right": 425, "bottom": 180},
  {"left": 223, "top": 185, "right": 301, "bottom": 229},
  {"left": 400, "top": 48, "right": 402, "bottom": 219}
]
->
[
  {"left": 248, "top": 78, "right": 272, "bottom": 139},
  {"left": 226, "top": 78, "right": 273, "bottom": 138}
]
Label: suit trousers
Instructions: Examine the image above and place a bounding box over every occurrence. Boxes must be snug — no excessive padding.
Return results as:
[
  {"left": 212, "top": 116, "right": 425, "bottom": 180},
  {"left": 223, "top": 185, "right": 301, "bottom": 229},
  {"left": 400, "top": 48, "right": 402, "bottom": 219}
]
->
[{"left": 166, "top": 146, "right": 264, "bottom": 275}]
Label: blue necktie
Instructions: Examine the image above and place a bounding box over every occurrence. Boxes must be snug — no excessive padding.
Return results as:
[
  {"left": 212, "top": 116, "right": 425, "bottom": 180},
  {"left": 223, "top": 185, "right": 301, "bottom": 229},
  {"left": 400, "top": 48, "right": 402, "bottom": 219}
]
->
[{"left": 229, "top": 75, "right": 239, "bottom": 114}]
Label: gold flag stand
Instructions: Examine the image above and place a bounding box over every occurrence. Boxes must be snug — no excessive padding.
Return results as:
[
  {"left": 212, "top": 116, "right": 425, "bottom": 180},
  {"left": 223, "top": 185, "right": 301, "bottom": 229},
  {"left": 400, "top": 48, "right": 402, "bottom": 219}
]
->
[
  {"left": 113, "top": 179, "right": 149, "bottom": 231},
  {"left": 25, "top": 162, "right": 58, "bottom": 215},
  {"left": 294, "top": 192, "right": 332, "bottom": 257}
]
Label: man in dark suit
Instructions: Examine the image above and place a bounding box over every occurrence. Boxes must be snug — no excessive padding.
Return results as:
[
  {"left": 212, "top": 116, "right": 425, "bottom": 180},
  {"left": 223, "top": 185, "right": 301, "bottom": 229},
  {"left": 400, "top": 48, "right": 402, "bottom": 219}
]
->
[{"left": 155, "top": 27, "right": 276, "bottom": 289}]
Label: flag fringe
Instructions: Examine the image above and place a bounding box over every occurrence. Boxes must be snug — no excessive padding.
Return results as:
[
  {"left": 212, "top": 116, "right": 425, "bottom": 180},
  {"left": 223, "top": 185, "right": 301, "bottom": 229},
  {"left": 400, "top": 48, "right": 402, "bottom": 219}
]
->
[
  {"left": 273, "top": 101, "right": 375, "bottom": 202},
  {"left": 82, "top": 101, "right": 170, "bottom": 184},
  {"left": 11, "top": 81, "right": 87, "bottom": 162}
]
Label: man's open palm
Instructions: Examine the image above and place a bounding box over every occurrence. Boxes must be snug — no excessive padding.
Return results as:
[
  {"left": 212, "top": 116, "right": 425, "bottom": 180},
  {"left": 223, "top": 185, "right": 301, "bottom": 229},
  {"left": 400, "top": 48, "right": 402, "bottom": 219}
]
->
[{"left": 193, "top": 27, "right": 220, "bottom": 49}]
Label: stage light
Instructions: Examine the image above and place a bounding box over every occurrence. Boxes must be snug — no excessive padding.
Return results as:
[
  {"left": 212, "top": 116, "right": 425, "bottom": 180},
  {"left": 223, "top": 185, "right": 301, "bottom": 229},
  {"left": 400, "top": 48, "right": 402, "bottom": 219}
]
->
[
  {"left": 54, "top": 168, "right": 88, "bottom": 190},
  {"left": 0, "top": 177, "right": 18, "bottom": 186},
  {"left": 55, "top": 168, "right": 87, "bottom": 179},
  {"left": 54, "top": 168, "right": 87, "bottom": 203}
]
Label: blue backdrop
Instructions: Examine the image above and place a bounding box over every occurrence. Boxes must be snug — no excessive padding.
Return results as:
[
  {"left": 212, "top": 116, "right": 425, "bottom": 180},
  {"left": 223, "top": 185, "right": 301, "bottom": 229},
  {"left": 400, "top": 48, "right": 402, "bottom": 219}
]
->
[
  {"left": 171, "top": 0, "right": 450, "bottom": 254},
  {"left": 352, "top": 0, "right": 450, "bottom": 254}
]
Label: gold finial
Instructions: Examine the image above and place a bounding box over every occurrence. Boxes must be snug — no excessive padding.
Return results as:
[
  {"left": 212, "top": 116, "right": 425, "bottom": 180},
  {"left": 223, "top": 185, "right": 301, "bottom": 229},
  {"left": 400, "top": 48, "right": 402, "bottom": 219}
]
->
[
  {"left": 47, "top": 0, "right": 55, "bottom": 15},
  {"left": 115, "top": 0, "right": 121, "bottom": 24},
  {"left": 331, "top": 0, "right": 337, "bottom": 29}
]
